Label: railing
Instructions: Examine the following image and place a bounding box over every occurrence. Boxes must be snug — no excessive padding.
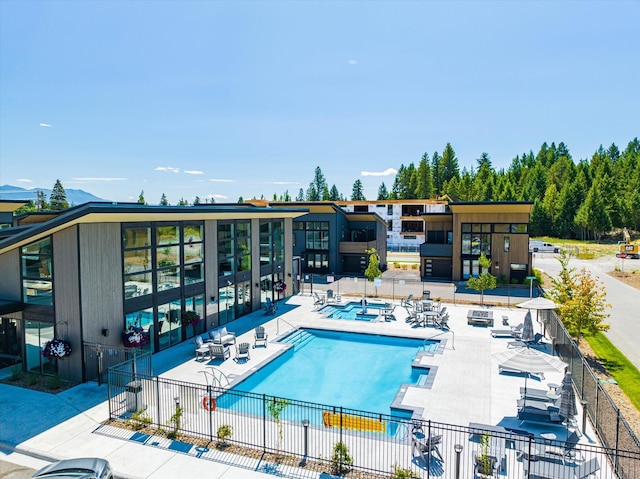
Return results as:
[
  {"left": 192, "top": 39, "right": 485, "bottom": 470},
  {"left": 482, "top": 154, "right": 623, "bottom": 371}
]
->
[
  {"left": 106, "top": 369, "right": 639, "bottom": 478},
  {"left": 424, "top": 329, "right": 455, "bottom": 350},
  {"left": 541, "top": 308, "right": 640, "bottom": 477},
  {"left": 276, "top": 316, "right": 299, "bottom": 336}
]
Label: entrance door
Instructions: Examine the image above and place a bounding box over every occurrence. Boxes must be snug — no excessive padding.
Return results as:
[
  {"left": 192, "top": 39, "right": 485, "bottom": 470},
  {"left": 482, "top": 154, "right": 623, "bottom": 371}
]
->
[{"left": 0, "top": 317, "right": 20, "bottom": 369}]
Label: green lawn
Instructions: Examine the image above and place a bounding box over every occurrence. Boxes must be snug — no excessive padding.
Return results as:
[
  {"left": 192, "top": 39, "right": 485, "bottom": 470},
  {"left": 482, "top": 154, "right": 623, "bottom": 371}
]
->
[{"left": 584, "top": 332, "right": 640, "bottom": 410}]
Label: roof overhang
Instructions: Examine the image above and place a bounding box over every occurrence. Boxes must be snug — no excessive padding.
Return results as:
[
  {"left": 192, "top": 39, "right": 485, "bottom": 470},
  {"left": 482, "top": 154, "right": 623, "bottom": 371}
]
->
[
  {"left": 448, "top": 202, "right": 533, "bottom": 214},
  {"left": 0, "top": 300, "right": 25, "bottom": 315},
  {"left": 0, "top": 203, "right": 309, "bottom": 255}
]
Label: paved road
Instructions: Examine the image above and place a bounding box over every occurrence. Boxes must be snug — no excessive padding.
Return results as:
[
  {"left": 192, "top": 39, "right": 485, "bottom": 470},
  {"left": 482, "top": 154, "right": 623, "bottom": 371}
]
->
[{"left": 534, "top": 252, "right": 640, "bottom": 370}]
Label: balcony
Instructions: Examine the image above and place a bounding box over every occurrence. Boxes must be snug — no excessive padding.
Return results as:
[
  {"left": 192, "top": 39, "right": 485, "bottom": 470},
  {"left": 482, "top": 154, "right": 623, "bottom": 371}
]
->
[
  {"left": 420, "top": 243, "right": 453, "bottom": 257},
  {"left": 340, "top": 240, "right": 377, "bottom": 254}
]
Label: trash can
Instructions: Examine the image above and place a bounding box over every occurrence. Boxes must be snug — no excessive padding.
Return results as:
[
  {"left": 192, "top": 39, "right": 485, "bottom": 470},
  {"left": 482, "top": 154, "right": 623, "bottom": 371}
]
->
[{"left": 125, "top": 380, "right": 143, "bottom": 412}]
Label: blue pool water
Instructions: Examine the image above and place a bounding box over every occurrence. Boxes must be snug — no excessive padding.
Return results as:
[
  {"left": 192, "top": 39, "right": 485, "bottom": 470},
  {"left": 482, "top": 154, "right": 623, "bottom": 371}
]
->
[
  {"left": 220, "top": 329, "right": 437, "bottom": 417},
  {"left": 319, "top": 301, "right": 390, "bottom": 321}
]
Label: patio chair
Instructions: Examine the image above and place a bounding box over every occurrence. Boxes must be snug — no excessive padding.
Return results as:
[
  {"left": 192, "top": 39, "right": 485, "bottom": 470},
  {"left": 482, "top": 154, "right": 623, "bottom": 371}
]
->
[
  {"left": 436, "top": 311, "right": 450, "bottom": 329},
  {"left": 264, "top": 297, "right": 278, "bottom": 315},
  {"left": 491, "top": 328, "right": 521, "bottom": 338},
  {"left": 401, "top": 294, "right": 413, "bottom": 307},
  {"left": 208, "top": 343, "right": 230, "bottom": 361},
  {"left": 235, "top": 342, "right": 251, "bottom": 362},
  {"left": 412, "top": 432, "right": 443, "bottom": 464},
  {"left": 313, "top": 292, "right": 326, "bottom": 305},
  {"left": 254, "top": 326, "right": 268, "bottom": 348},
  {"left": 519, "top": 387, "right": 553, "bottom": 401},
  {"left": 194, "top": 336, "right": 210, "bottom": 361},
  {"left": 508, "top": 332, "right": 547, "bottom": 349},
  {"left": 382, "top": 304, "right": 396, "bottom": 321},
  {"left": 326, "top": 289, "right": 337, "bottom": 303}
]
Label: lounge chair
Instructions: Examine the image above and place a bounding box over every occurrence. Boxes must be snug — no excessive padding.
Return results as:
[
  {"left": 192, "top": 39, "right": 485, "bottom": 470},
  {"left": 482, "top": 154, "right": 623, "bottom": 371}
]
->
[
  {"left": 517, "top": 405, "right": 562, "bottom": 424},
  {"left": 194, "top": 336, "right": 210, "bottom": 361},
  {"left": 520, "top": 387, "right": 554, "bottom": 401},
  {"left": 508, "top": 332, "right": 547, "bottom": 349},
  {"left": 525, "top": 456, "right": 599, "bottom": 479},
  {"left": 491, "top": 328, "right": 521, "bottom": 338},
  {"left": 254, "top": 326, "right": 268, "bottom": 348},
  {"left": 264, "top": 297, "right": 278, "bottom": 315},
  {"left": 436, "top": 311, "right": 450, "bottom": 329},
  {"left": 235, "top": 342, "right": 250, "bottom": 362},
  {"left": 412, "top": 432, "right": 443, "bottom": 464},
  {"left": 313, "top": 292, "right": 326, "bottom": 305},
  {"left": 499, "top": 366, "right": 545, "bottom": 380},
  {"left": 208, "top": 343, "right": 230, "bottom": 360}
]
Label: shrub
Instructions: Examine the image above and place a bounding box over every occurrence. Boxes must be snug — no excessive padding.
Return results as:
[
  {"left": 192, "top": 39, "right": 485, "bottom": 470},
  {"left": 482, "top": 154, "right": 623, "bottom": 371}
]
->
[
  {"left": 330, "top": 441, "right": 353, "bottom": 476},
  {"left": 127, "top": 410, "right": 152, "bottom": 430},
  {"left": 392, "top": 464, "right": 418, "bottom": 478},
  {"left": 217, "top": 424, "right": 233, "bottom": 446},
  {"left": 47, "top": 373, "right": 61, "bottom": 390}
]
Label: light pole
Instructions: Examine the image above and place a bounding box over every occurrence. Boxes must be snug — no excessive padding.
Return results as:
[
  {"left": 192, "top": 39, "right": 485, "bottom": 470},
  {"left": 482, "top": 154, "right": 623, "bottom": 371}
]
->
[{"left": 454, "top": 443, "right": 463, "bottom": 479}]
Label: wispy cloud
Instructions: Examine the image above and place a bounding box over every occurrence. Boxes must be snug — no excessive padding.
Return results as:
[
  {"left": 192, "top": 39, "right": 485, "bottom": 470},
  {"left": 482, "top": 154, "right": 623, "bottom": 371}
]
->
[
  {"left": 184, "top": 170, "right": 204, "bottom": 175},
  {"left": 348, "top": 60, "right": 358, "bottom": 65},
  {"left": 273, "top": 181, "right": 300, "bottom": 185},
  {"left": 209, "top": 178, "right": 235, "bottom": 183},
  {"left": 208, "top": 193, "right": 228, "bottom": 200},
  {"left": 361, "top": 168, "right": 397, "bottom": 177},
  {"left": 39, "top": 123, "right": 52, "bottom": 127},
  {"left": 155, "top": 167, "right": 180, "bottom": 173},
  {"left": 17, "top": 178, "right": 33, "bottom": 183},
  {"left": 71, "top": 177, "right": 127, "bottom": 182}
]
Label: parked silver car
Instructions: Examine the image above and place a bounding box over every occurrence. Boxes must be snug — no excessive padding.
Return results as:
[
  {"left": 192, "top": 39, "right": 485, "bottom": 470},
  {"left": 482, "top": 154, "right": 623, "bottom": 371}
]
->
[{"left": 32, "top": 458, "right": 113, "bottom": 479}]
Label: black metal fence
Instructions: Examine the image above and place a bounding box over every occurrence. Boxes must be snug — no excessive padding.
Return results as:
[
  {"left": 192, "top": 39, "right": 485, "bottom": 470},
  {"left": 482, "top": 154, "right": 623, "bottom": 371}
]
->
[
  {"left": 541, "top": 308, "right": 640, "bottom": 471},
  {"left": 84, "top": 342, "right": 152, "bottom": 385},
  {"left": 107, "top": 367, "right": 638, "bottom": 478}
]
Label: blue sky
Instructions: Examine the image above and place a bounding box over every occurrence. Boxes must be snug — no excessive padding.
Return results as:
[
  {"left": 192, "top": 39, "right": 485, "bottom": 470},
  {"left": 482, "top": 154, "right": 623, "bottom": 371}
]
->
[{"left": 1, "top": 1, "right": 638, "bottom": 205}]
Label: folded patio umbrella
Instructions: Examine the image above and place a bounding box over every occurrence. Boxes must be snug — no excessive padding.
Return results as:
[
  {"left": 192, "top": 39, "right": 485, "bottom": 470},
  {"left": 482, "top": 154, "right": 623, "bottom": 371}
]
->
[
  {"left": 559, "top": 371, "right": 578, "bottom": 427},
  {"left": 521, "top": 311, "right": 535, "bottom": 342}
]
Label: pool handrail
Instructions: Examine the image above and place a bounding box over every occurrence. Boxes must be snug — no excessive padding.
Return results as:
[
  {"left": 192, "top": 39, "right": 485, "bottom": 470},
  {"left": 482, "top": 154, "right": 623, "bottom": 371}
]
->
[
  {"left": 200, "top": 366, "right": 230, "bottom": 388},
  {"left": 423, "top": 329, "right": 455, "bottom": 350},
  {"left": 276, "top": 316, "right": 299, "bottom": 335}
]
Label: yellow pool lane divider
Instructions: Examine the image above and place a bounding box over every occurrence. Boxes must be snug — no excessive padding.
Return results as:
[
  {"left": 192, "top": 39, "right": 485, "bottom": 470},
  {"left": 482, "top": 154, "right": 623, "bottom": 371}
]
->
[{"left": 322, "top": 411, "right": 386, "bottom": 434}]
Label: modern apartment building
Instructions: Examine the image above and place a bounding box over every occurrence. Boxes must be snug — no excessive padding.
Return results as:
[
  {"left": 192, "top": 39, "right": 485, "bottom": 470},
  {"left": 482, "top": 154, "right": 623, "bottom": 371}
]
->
[
  {"left": 0, "top": 201, "right": 306, "bottom": 382},
  {"left": 336, "top": 199, "right": 449, "bottom": 250}
]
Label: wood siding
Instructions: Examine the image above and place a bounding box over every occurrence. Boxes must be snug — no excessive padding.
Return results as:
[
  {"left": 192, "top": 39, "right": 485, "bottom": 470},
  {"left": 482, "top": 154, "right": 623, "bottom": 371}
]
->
[{"left": 0, "top": 249, "right": 21, "bottom": 300}]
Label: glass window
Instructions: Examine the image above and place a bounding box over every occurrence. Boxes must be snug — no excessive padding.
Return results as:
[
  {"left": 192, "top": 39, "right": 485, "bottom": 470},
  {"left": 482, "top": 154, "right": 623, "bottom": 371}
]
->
[
  {"left": 184, "top": 224, "right": 203, "bottom": 242},
  {"left": 156, "top": 225, "right": 180, "bottom": 245},
  {"left": 219, "top": 257, "right": 234, "bottom": 276},
  {"left": 123, "top": 226, "right": 151, "bottom": 248},
  {"left": 156, "top": 245, "right": 179, "bottom": 268},
  {"left": 387, "top": 205, "right": 393, "bottom": 215},
  {"left": 21, "top": 238, "right": 53, "bottom": 305},
  {"left": 504, "top": 236, "right": 510, "bottom": 252},
  {"left": 158, "top": 267, "right": 180, "bottom": 290},
  {"left": 125, "top": 308, "right": 154, "bottom": 353},
  {"left": 273, "top": 220, "right": 284, "bottom": 249},
  {"left": 183, "top": 243, "right": 203, "bottom": 264},
  {"left": 237, "top": 221, "right": 250, "bottom": 237},
  {"left": 184, "top": 295, "right": 205, "bottom": 337},
  {"left": 158, "top": 300, "right": 182, "bottom": 350},
  {"left": 124, "top": 249, "right": 152, "bottom": 273},
  {"left": 218, "top": 240, "right": 234, "bottom": 257},
  {"left": 218, "top": 282, "right": 236, "bottom": 326},
  {"left": 184, "top": 263, "right": 204, "bottom": 285},
  {"left": 218, "top": 223, "right": 234, "bottom": 239}
]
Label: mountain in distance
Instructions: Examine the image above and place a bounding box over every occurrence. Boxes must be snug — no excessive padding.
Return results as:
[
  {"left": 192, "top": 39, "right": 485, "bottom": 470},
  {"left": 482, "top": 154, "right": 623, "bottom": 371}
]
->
[{"left": 0, "top": 184, "right": 107, "bottom": 205}]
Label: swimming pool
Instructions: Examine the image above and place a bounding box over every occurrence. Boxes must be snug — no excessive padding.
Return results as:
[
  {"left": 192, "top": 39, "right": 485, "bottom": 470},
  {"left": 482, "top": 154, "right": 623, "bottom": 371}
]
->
[
  {"left": 319, "top": 301, "right": 390, "bottom": 321},
  {"left": 220, "top": 329, "right": 437, "bottom": 418}
]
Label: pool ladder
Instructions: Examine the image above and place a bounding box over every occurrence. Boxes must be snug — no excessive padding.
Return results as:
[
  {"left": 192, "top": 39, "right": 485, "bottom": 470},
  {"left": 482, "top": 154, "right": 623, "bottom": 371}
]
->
[{"left": 199, "top": 366, "right": 230, "bottom": 389}]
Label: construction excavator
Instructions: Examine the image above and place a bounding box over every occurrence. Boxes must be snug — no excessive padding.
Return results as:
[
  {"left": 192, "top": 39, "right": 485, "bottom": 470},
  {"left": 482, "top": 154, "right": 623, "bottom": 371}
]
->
[{"left": 616, "top": 228, "right": 640, "bottom": 259}]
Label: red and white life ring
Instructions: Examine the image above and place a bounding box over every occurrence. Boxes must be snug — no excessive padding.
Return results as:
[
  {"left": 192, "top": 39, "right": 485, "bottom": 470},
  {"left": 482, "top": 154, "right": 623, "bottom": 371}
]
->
[{"left": 202, "top": 396, "right": 216, "bottom": 411}]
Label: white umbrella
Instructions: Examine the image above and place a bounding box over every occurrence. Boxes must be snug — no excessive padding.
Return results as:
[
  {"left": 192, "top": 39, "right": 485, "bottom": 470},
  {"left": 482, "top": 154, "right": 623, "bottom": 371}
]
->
[
  {"left": 521, "top": 311, "right": 535, "bottom": 342},
  {"left": 493, "top": 347, "right": 568, "bottom": 407},
  {"left": 516, "top": 297, "right": 560, "bottom": 310}
]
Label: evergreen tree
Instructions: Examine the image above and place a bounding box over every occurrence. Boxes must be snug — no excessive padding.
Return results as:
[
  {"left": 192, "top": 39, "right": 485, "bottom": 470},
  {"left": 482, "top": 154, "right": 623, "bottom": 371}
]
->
[
  {"left": 351, "top": 179, "right": 366, "bottom": 200},
  {"left": 306, "top": 184, "right": 319, "bottom": 201},
  {"left": 431, "top": 151, "right": 442, "bottom": 194},
  {"left": 295, "top": 188, "right": 305, "bottom": 201},
  {"left": 415, "top": 153, "right": 434, "bottom": 199},
  {"left": 311, "top": 167, "right": 328, "bottom": 200},
  {"left": 542, "top": 183, "right": 561, "bottom": 236},
  {"left": 529, "top": 198, "right": 552, "bottom": 237},
  {"left": 437, "top": 143, "right": 460, "bottom": 188},
  {"left": 237, "top": 196, "right": 244, "bottom": 203},
  {"left": 193, "top": 196, "right": 201, "bottom": 205},
  {"left": 36, "top": 190, "right": 49, "bottom": 211},
  {"left": 159, "top": 193, "right": 169, "bottom": 206},
  {"left": 377, "top": 182, "right": 389, "bottom": 200},
  {"left": 138, "top": 190, "right": 146, "bottom": 204},
  {"left": 177, "top": 197, "right": 188, "bottom": 206},
  {"left": 283, "top": 190, "right": 291, "bottom": 202},
  {"left": 364, "top": 247, "right": 382, "bottom": 284},
  {"left": 329, "top": 185, "right": 341, "bottom": 201},
  {"left": 49, "top": 179, "right": 69, "bottom": 210},
  {"left": 575, "top": 178, "right": 612, "bottom": 242}
]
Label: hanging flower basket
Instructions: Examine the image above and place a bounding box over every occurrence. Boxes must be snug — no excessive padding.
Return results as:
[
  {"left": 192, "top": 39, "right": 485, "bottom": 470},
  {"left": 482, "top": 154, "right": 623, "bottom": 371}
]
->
[
  {"left": 122, "top": 325, "right": 148, "bottom": 348},
  {"left": 183, "top": 310, "right": 201, "bottom": 327},
  {"left": 42, "top": 338, "right": 72, "bottom": 360},
  {"left": 274, "top": 279, "right": 287, "bottom": 294}
]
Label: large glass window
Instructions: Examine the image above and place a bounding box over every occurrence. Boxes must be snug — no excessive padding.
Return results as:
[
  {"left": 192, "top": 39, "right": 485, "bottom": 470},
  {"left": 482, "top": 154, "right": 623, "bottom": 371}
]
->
[
  {"left": 123, "top": 226, "right": 152, "bottom": 299},
  {"left": 260, "top": 221, "right": 272, "bottom": 266},
  {"left": 125, "top": 308, "right": 154, "bottom": 353},
  {"left": 219, "top": 222, "right": 236, "bottom": 275},
  {"left": 156, "top": 225, "right": 181, "bottom": 291},
  {"left": 461, "top": 224, "right": 491, "bottom": 255},
  {"left": 21, "top": 238, "right": 53, "bottom": 305},
  {"left": 218, "top": 281, "right": 236, "bottom": 326},
  {"left": 184, "top": 294, "right": 205, "bottom": 338},
  {"left": 158, "top": 300, "right": 182, "bottom": 350}
]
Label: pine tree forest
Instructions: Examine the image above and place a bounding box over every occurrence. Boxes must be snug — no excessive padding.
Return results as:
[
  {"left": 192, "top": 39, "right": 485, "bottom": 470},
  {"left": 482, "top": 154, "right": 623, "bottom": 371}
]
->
[{"left": 299, "top": 139, "right": 640, "bottom": 241}]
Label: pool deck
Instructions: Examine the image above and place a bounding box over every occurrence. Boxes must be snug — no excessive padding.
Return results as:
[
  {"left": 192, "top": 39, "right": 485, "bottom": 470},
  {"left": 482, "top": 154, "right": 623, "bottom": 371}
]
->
[
  {"left": 159, "top": 294, "right": 582, "bottom": 435},
  {"left": 1, "top": 293, "right": 605, "bottom": 479}
]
